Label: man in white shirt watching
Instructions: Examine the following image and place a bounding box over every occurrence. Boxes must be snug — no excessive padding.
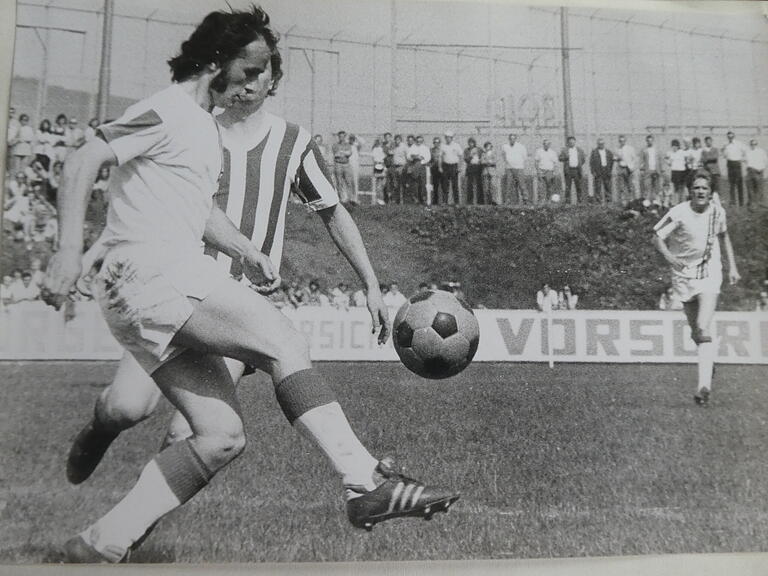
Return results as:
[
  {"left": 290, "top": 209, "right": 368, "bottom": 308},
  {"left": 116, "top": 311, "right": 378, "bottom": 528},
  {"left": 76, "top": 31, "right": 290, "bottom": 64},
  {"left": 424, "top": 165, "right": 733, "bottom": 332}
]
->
[
  {"left": 616, "top": 134, "right": 637, "bottom": 203},
  {"left": 534, "top": 139, "right": 559, "bottom": 202},
  {"left": 502, "top": 134, "right": 527, "bottom": 204},
  {"left": 746, "top": 138, "right": 767, "bottom": 209},
  {"left": 722, "top": 131, "right": 746, "bottom": 207}
]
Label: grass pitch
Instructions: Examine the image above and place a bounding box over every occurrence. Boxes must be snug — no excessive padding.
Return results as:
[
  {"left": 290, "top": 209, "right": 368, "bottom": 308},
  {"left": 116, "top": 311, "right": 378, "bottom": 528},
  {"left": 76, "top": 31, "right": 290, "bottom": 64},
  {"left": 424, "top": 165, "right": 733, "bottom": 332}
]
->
[{"left": 1, "top": 360, "right": 767, "bottom": 564}]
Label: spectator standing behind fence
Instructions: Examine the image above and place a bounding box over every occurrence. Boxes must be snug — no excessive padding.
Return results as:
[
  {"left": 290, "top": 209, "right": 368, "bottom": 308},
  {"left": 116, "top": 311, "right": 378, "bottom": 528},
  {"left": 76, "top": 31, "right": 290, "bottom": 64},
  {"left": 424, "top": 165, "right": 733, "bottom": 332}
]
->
[
  {"left": 371, "top": 138, "right": 386, "bottom": 205},
  {"left": 34, "top": 119, "right": 55, "bottom": 165},
  {"left": 481, "top": 141, "right": 498, "bottom": 205},
  {"left": 558, "top": 285, "right": 578, "bottom": 310},
  {"left": 534, "top": 139, "right": 559, "bottom": 202},
  {"left": 502, "top": 133, "right": 527, "bottom": 204},
  {"left": 440, "top": 131, "right": 463, "bottom": 205},
  {"left": 536, "top": 283, "right": 558, "bottom": 312},
  {"left": 429, "top": 137, "right": 443, "bottom": 204},
  {"left": 65, "top": 117, "right": 85, "bottom": 157},
  {"left": 408, "top": 135, "right": 430, "bottom": 204},
  {"left": 640, "top": 134, "right": 663, "bottom": 202},
  {"left": 589, "top": 138, "right": 614, "bottom": 204},
  {"left": 51, "top": 113, "right": 68, "bottom": 163},
  {"left": 383, "top": 282, "right": 408, "bottom": 309},
  {"left": 10, "top": 112, "right": 34, "bottom": 174},
  {"left": 381, "top": 132, "right": 394, "bottom": 203},
  {"left": 391, "top": 134, "right": 408, "bottom": 204},
  {"left": 701, "top": 136, "right": 721, "bottom": 193},
  {"left": 616, "top": 134, "right": 637, "bottom": 202},
  {"left": 559, "top": 136, "right": 585, "bottom": 204},
  {"left": 723, "top": 131, "right": 746, "bottom": 207},
  {"left": 6, "top": 107, "right": 19, "bottom": 170},
  {"left": 464, "top": 137, "right": 484, "bottom": 205},
  {"left": 746, "top": 138, "right": 767, "bottom": 208},
  {"left": 666, "top": 139, "right": 687, "bottom": 206},
  {"left": 331, "top": 130, "right": 355, "bottom": 205},
  {"left": 84, "top": 118, "right": 100, "bottom": 143},
  {"left": 348, "top": 134, "right": 363, "bottom": 203}
]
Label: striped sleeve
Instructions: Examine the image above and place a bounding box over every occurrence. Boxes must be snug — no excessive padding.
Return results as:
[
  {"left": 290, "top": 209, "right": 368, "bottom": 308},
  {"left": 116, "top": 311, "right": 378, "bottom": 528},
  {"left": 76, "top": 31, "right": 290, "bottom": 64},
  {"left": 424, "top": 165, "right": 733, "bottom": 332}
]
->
[
  {"left": 654, "top": 208, "right": 678, "bottom": 240},
  {"left": 716, "top": 205, "right": 727, "bottom": 234},
  {"left": 96, "top": 107, "right": 168, "bottom": 166},
  {"left": 292, "top": 134, "right": 339, "bottom": 211}
]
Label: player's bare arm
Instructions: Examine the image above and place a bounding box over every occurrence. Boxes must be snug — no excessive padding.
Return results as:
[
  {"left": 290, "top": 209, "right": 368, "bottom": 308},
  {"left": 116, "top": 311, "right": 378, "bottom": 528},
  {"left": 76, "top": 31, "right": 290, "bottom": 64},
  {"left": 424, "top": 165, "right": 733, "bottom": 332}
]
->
[
  {"left": 719, "top": 231, "right": 741, "bottom": 284},
  {"left": 203, "top": 203, "right": 281, "bottom": 292},
  {"left": 652, "top": 234, "right": 686, "bottom": 272},
  {"left": 317, "top": 203, "right": 391, "bottom": 344},
  {"left": 42, "top": 139, "right": 118, "bottom": 309}
]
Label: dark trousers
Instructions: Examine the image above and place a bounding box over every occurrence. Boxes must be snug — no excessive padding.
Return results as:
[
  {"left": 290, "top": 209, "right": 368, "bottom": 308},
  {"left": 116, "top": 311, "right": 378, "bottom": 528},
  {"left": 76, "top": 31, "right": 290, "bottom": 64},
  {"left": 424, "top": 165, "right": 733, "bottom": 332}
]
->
[
  {"left": 641, "top": 171, "right": 661, "bottom": 200},
  {"left": 727, "top": 160, "right": 744, "bottom": 206},
  {"left": 563, "top": 167, "right": 583, "bottom": 203},
  {"left": 441, "top": 164, "right": 459, "bottom": 204},
  {"left": 387, "top": 165, "right": 405, "bottom": 204},
  {"left": 592, "top": 172, "right": 612, "bottom": 203},
  {"left": 746, "top": 168, "right": 764, "bottom": 207},
  {"left": 466, "top": 166, "right": 484, "bottom": 204},
  {"left": 430, "top": 166, "right": 442, "bottom": 204}
]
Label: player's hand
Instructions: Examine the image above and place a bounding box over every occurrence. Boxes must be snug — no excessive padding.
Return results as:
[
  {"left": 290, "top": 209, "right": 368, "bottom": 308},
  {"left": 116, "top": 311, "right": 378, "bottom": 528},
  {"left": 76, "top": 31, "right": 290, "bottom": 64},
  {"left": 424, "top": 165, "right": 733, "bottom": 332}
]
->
[
  {"left": 365, "top": 285, "right": 391, "bottom": 345},
  {"left": 729, "top": 268, "right": 741, "bottom": 285},
  {"left": 41, "top": 247, "right": 82, "bottom": 310},
  {"left": 668, "top": 257, "right": 687, "bottom": 272},
  {"left": 242, "top": 249, "right": 281, "bottom": 294}
]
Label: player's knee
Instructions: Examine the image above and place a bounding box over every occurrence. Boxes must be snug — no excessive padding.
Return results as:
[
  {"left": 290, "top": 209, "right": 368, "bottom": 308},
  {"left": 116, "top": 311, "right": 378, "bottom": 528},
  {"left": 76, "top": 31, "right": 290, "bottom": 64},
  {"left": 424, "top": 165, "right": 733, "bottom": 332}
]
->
[
  {"left": 96, "top": 386, "right": 158, "bottom": 430},
  {"left": 196, "top": 417, "right": 246, "bottom": 467},
  {"left": 271, "top": 329, "right": 312, "bottom": 371}
]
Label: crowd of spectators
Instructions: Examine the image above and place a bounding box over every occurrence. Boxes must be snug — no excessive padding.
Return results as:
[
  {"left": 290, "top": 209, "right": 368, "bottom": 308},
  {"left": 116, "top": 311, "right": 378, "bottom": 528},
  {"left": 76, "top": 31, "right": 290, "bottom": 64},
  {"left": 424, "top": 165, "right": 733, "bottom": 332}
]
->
[
  {"left": 316, "top": 129, "right": 767, "bottom": 210},
  {"left": 5, "top": 107, "right": 110, "bottom": 252},
  {"left": 535, "top": 282, "right": 578, "bottom": 312},
  {"left": 0, "top": 258, "right": 45, "bottom": 307}
]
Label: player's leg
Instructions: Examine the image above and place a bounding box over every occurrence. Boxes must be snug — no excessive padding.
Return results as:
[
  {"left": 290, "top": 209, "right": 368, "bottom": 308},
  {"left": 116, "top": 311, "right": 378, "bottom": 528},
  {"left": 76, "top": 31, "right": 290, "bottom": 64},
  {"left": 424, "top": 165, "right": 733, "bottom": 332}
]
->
[
  {"left": 692, "top": 292, "right": 718, "bottom": 404},
  {"left": 67, "top": 352, "right": 162, "bottom": 484},
  {"left": 160, "top": 357, "right": 246, "bottom": 449},
  {"left": 171, "top": 280, "right": 459, "bottom": 529},
  {"left": 65, "top": 352, "right": 245, "bottom": 562}
]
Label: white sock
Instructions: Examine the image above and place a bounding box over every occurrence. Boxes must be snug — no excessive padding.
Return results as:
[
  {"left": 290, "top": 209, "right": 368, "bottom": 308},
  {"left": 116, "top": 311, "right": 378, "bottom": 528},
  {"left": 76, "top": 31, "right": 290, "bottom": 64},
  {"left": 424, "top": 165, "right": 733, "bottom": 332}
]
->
[
  {"left": 82, "top": 461, "right": 181, "bottom": 559},
  {"left": 294, "top": 402, "right": 379, "bottom": 497},
  {"left": 697, "top": 341, "right": 715, "bottom": 393}
]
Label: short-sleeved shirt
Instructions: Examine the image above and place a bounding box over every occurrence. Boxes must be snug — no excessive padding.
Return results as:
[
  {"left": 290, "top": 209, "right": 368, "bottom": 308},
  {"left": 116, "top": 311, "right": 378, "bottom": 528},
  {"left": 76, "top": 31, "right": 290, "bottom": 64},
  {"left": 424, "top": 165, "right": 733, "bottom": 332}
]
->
[
  {"left": 204, "top": 112, "right": 338, "bottom": 277},
  {"left": 654, "top": 201, "right": 727, "bottom": 279},
  {"left": 667, "top": 149, "right": 687, "bottom": 172},
  {"left": 535, "top": 148, "right": 558, "bottom": 171},
  {"left": 88, "top": 84, "right": 222, "bottom": 268},
  {"left": 502, "top": 142, "right": 527, "bottom": 170},
  {"left": 441, "top": 141, "right": 463, "bottom": 165}
]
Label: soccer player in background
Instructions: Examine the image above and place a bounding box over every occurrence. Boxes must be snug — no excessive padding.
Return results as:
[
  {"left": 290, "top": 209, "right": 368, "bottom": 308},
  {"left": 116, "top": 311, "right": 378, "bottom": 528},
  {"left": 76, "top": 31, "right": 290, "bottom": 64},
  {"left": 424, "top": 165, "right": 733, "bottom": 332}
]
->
[
  {"left": 652, "top": 172, "right": 740, "bottom": 406},
  {"left": 46, "top": 6, "right": 457, "bottom": 563}
]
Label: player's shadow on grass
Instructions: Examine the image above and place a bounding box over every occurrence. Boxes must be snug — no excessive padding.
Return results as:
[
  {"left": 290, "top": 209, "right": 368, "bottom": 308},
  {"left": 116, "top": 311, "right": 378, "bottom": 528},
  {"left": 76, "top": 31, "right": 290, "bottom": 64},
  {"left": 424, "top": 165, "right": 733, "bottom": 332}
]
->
[{"left": 124, "top": 546, "right": 177, "bottom": 563}]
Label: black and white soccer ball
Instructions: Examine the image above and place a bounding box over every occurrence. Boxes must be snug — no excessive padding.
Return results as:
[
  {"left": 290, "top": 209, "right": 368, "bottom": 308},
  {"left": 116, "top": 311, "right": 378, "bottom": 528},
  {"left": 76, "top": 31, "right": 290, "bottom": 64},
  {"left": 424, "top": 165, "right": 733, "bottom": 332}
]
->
[{"left": 392, "top": 290, "right": 480, "bottom": 379}]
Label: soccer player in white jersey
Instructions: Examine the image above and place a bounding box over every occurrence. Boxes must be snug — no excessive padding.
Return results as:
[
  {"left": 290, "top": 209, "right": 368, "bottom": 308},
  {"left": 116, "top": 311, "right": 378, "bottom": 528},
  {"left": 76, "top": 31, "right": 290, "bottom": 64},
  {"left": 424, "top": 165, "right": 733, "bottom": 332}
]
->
[
  {"left": 652, "top": 172, "right": 740, "bottom": 406},
  {"left": 44, "top": 7, "right": 457, "bottom": 563}
]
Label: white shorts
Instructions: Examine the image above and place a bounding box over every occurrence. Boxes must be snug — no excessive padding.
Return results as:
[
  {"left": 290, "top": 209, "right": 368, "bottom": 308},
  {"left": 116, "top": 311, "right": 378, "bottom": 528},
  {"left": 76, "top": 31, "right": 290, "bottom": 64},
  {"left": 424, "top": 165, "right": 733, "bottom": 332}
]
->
[
  {"left": 91, "top": 245, "right": 231, "bottom": 374},
  {"left": 671, "top": 270, "right": 722, "bottom": 304}
]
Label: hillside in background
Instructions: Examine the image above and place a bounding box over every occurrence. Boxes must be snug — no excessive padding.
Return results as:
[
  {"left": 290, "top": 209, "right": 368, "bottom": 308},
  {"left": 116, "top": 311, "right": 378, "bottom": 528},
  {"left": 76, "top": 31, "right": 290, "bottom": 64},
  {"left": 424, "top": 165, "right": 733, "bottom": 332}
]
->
[
  {"left": 3, "top": 205, "right": 766, "bottom": 310},
  {"left": 281, "top": 204, "right": 768, "bottom": 310}
]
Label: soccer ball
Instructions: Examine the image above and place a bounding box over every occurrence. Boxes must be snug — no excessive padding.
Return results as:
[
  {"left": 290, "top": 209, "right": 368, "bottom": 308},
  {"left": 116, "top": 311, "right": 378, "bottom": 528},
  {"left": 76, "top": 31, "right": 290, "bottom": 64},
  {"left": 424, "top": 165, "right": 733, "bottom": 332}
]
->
[
  {"left": 551, "top": 193, "right": 561, "bottom": 203},
  {"left": 392, "top": 290, "right": 480, "bottom": 379}
]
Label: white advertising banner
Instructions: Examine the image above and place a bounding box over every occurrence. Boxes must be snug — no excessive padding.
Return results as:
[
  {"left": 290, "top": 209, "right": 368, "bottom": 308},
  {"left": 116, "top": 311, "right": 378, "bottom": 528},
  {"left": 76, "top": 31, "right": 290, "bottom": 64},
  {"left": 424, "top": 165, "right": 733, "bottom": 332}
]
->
[{"left": 0, "top": 302, "right": 766, "bottom": 364}]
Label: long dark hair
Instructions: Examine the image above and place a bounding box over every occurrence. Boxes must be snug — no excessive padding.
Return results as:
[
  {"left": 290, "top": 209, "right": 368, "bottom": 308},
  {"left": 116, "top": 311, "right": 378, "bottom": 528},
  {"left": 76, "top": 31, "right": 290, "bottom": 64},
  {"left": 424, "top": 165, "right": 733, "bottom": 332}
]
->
[{"left": 168, "top": 5, "right": 283, "bottom": 95}]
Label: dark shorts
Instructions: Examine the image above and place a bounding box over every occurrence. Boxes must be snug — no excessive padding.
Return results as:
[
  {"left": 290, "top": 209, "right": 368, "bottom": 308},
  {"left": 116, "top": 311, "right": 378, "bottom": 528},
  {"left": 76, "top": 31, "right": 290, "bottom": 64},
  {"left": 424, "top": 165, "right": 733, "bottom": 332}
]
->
[{"left": 671, "top": 170, "right": 687, "bottom": 186}]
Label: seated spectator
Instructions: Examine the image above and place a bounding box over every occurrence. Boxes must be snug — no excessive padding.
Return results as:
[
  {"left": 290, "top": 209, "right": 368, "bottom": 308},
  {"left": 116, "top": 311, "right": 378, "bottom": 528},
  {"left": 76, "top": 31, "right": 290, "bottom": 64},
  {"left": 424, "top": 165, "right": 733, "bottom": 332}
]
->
[
  {"left": 84, "top": 118, "right": 100, "bottom": 142},
  {"left": 0, "top": 275, "right": 14, "bottom": 307},
  {"left": 46, "top": 161, "right": 64, "bottom": 205},
  {"left": 307, "top": 279, "right": 331, "bottom": 307},
  {"left": 288, "top": 279, "right": 309, "bottom": 307},
  {"left": 351, "top": 286, "right": 367, "bottom": 307},
  {"left": 29, "top": 258, "right": 45, "bottom": 289},
  {"left": 267, "top": 282, "right": 299, "bottom": 310},
  {"left": 28, "top": 191, "right": 58, "bottom": 246},
  {"left": 756, "top": 291, "right": 768, "bottom": 312},
  {"left": 558, "top": 285, "right": 578, "bottom": 310},
  {"left": 331, "top": 282, "right": 351, "bottom": 310},
  {"left": 4, "top": 188, "right": 31, "bottom": 241},
  {"left": 658, "top": 286, "right": 683, "bottom": 311},
  {"left": 7, "top": 172, "right": 28, "bottom": 199},
  {"left": 383, "top": 281, "right": 408, "bottom": 309},
  {"left": 10, "top": 271, "right": 40, "bottom": 303},
  {"left": 536, "top": 283, "right": 558, "bottom": 312}
]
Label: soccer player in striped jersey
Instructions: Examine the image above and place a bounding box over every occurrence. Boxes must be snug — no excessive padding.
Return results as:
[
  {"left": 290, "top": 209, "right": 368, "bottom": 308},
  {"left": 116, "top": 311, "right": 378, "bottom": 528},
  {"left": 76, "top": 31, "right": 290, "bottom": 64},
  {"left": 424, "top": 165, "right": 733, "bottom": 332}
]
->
[
  {"left": 58, "top": 7, "right": 457, "bottom": 563},
  {"left": 653, "top": 172, "right": 740, "bottom": 406}
]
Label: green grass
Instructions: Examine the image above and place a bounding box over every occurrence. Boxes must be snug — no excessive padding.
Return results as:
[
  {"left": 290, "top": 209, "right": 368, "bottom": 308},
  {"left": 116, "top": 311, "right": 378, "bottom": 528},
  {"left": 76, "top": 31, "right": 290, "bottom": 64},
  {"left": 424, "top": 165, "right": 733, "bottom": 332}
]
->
[{"left": 1, "top": 361, "right": 767, "bottom": 563}]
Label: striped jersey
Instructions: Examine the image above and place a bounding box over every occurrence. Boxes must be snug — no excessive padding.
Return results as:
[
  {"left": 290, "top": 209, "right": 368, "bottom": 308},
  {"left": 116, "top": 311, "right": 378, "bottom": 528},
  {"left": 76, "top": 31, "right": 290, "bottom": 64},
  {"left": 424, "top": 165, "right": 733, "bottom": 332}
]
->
[
  {"left": 654, "top": 201, "right": 727, "bottom": 279},
  {"left": 205, "top": 112, "right": 338, "bottom": 277}
]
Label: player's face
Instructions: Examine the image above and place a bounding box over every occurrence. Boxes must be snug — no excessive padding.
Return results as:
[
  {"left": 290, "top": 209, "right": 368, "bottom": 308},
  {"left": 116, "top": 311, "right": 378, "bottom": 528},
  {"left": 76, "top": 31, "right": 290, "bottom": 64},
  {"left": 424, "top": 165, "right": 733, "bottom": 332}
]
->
[
  {"left": 690, "top": 178, "right": 711, "bottom": 209},
  {"left": 211, "top": 39, "right": 274, "bottom": 110}
]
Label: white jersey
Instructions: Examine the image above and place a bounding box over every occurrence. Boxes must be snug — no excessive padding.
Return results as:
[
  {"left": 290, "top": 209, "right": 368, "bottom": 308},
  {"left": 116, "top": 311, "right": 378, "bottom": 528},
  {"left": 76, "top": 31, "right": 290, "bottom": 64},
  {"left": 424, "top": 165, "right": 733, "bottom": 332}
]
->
[
  {"left": 654, "top": 201, "right": 727, "bottom": 280},
  {"left": 88, "top": 84, "right": 222, "bottom": 268},
  {"left": 205, "top": 112, "right": 338, "bottom": 277}
]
